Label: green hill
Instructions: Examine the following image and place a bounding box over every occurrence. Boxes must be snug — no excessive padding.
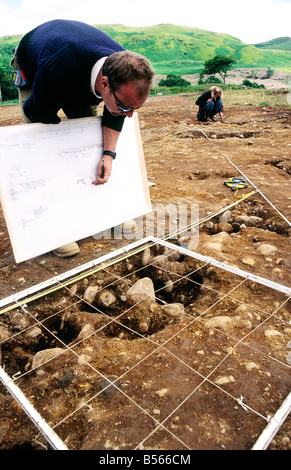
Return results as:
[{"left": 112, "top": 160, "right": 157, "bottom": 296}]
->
[
  {"left": 94, "top": 23, "right": 266, "bottom": 73},
  {"left": 1, "top": 24, "right": 291, "bottom": 84},
  {"left": 93, "top": 24, "right": 291, "bottom": 74},
  {"left": 253, "top": 37, "right": 291, "bottom": 52}
]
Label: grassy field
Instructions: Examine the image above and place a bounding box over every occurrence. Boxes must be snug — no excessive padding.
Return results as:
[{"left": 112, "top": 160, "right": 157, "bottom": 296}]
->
[
  {"left": 2, "top": 89, "right": 290, "bottom": 109},
  {"left": 163, "top": 88, "right": 291, "bottom": 107},
  {"left": 222, "top": 88, "right": 290, "bottom": 106}
]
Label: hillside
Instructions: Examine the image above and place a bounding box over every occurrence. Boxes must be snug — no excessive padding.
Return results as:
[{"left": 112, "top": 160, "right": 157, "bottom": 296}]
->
[
  {"left": 94, "top": 23, "right": 264, "bottom": 73},
  {"left": 93, "top": 24, "right": 291, "bottom": 73},
  {"left": 253, "top": 36, "right": 291, "bottom": 52},
  {"left": 1, "top": 24, "right": 291, "bottom": 76}
]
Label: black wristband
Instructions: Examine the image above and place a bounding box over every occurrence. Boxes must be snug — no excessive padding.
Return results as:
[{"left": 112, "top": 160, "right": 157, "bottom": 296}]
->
[{"left": 103, "top": 150, "right": 116, "bottom": 159}]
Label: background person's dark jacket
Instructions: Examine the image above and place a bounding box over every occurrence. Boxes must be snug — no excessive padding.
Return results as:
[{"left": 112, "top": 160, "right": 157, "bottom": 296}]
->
[{"left": 195, "top": 90, "right": 223, "bottom": 109}]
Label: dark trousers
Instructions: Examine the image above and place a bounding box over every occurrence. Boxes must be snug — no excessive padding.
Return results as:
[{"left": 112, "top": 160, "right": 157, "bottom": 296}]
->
[{"left": 197, "top": 99, "right": 223, "bottom": 121}]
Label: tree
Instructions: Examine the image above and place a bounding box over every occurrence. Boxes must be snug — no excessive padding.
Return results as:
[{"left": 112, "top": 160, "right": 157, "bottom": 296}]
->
[
  {"left": 0, "top": 60, "right": 18, "bottom": 101},
  {"left": 200, "top": 55, "right": 236, "bottom": 84}
]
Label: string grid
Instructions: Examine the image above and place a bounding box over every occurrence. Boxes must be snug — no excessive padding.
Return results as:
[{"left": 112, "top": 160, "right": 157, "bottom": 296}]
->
[{"left": 0, "top": 238, "right": 290, "bottom": 450}]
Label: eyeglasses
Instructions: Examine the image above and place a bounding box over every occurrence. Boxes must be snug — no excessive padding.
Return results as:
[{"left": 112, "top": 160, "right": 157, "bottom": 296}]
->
[{"left": 111, "top": 88, "right": 146, "bottom": 113}]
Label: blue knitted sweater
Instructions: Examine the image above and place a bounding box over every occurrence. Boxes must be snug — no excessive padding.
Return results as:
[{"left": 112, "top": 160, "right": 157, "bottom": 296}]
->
[{"left": 17, "top": 19, "right": 125, "bottom": 129}]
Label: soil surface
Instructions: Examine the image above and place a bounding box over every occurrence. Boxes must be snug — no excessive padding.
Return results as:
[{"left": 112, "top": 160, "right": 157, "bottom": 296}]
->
[{"left": 0, "top": 91, "right": 290, "bottom": 451}]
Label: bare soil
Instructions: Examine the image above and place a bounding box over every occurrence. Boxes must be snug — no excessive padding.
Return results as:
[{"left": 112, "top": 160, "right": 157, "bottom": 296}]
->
[{"left": 0, "top": 92, "right": 290, "bottom": 451}]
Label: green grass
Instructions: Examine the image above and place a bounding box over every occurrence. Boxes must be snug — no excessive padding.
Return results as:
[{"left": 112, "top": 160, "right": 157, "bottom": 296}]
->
[
  {"left": 0, "top": 99, "right": 19, "bottom": 106},
  {"left": 222, "top": 89, "right": 290, "bottom": 106},
  {"left": 277, "top": 66, "right": 291, "bottom": 74},
  {"left": 253, "top": 37, "right": 291, "bottom": 52},
  {"left": 151, "top": 86, "right": 290, "bottom": 107}
]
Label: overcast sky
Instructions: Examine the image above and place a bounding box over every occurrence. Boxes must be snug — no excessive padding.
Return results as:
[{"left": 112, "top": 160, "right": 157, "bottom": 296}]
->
[{"left": 0, "top": 0, "right": 290, "bottom": 44}]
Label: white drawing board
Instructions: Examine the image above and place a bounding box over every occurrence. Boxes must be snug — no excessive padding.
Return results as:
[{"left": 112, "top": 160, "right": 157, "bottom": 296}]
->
[{"left": 0, "top": 113, "right": 151, "bottom": 262}]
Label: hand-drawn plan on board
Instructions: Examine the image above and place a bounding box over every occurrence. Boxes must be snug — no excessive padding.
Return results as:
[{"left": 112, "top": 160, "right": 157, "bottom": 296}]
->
[{"left": 0, "top": 113, "right": 151, "bottom": 262}]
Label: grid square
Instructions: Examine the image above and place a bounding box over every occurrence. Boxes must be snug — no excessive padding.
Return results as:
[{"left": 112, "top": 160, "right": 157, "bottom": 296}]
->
[{"left": 0, "top": 237, "right": 290, "bottom": 450}]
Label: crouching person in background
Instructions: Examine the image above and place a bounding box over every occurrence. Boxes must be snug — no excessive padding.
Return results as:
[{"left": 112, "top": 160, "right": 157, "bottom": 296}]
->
[{"left": 196, "top": 86, "right": 223, "bottom": 122}]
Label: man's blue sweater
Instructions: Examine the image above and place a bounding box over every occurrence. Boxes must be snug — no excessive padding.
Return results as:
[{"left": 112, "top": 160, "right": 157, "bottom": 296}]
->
[{"left": 17, "top": 19, "right": 126, "bottom": 129}]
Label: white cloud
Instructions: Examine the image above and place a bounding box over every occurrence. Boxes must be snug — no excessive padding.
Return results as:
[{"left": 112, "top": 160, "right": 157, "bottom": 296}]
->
[{"left": 0, "top": 0, "right": 290, "bottom": 43}]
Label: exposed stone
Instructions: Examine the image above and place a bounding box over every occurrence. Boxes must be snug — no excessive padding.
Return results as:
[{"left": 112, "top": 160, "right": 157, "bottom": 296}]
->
[
  {"left": 211, "top": 231, "right": 232, "bottom": 243},
  {"left": 204, "top": 312, "right": 252, "bottom": 332},
  {"left": 264, "top": 327, "right": 283, "bottom": 339},
  {"left": 156, "top": 388, "right": 169, "bottom": 397},
  {"left": 203, "top": 242, "right": 223, "bottom": 253},
  {"left": 151, "top": 255, "right": 168, "bottom": 269},
  {"left": 76, "top": 324, "right": 95, "bottom": 341},
  {"left": 164, "top": 279, "right": 174, "bottom": 293},
  {"left": 83, "top": 285, "right": 100, "bottom": 304},
  {"left": 213, "top": 222, "right": 233, "bottom": 234},
  {"left": 257, "top": 243, "right": 277, "bottom": 256},
  {"left": 141, "top": 247, "right": 151, "bottom": 266},
  {"left": 98, "top": 289, "right": 117, "bottom": 308},
  {"left": 28, "top": 348, "right": 65, "bottom": 370},
  {"left": 0, "top": 325, "right": 10, "bottom": 342},
  {"left": 214, "top": 375, "right": 235, "bottom": 385},
  {"left": 249, "top": 216, "right": 263, "bottom": 225},
  {"left": 25, "top": 326, "right": 43, "bottom": 339},
  {"left": 126, "top": 277, "right": 155, "bottom": 306},
  {"left": 245, "top": 361, "right": 259, "bottom": 371},
  {"left": 218, "top": 210, "right": 232, "bottom": 223},
  {"left": 235, "top": 215, "right": 263, "bottom": 226},
  {"left": 235, "top": 215, "right": 251, "bottom": 225},
  {"left": 241, "top": 256, "right": 256, "bottom": 266},
  {"left": 161, "top": 303, "right": 185, "bottom": 320}
]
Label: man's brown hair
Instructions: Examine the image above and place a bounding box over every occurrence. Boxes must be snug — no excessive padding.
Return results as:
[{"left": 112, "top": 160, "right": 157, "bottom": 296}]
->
[{"left": 103, "top": 51, "right": 154, "bottom": 97}]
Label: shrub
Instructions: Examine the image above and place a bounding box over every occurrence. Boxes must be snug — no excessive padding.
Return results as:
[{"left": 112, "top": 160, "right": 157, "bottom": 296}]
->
[
  {"left": 198, "top": 75, "right": 223, "bottom": 85},
  {"left": 158, "top": 74, "right": 191, "bottom": 87},
  {"left": 242, "top": 79, "right": 266, "bottom": 89}
]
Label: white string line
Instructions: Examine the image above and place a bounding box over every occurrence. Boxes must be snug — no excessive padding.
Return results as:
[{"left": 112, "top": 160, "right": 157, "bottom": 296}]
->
[
  {"left": 12, "top": 301, "right": 193, "bottom": 450},
  {"left": 4, "top": 246, "right": 289, "bottom": 448},
  {"left": 2, "top": 240, "right": 287, "bottom": 351},
  {"left": 153, "top": 188, "right": 256, "bottom": 242},
  {"left": 30, "top": 248, "right": 291, "bottom": 386},
  {"left": 0, "top": 192, "right": 256, "bottom": 316},
  {"left": 53, "top": 256, "right": 291, "bottom": 449},
  {"left": 10, "top": 276, "right": 278, "bottom": 449},
  {"left": 0, "top": 297, "right": 84, "bottom": 346},
  {"left": 51, "top": 277, "right": 255, "bottom": 448},
  {"left": 135, "top": 294, "right": 291, "bottom": 449},
  {"left": 4, "top": 248, "right": 286, "bottom": 376},
  {"left": 55, "top": 275, "right": 274, "bottom": 439},
  {"left": 1, "top": 240, "right": 178, "bottom": 346},
  {"left": 150, "top": 265, "right": 291, "bottom": 374},
  {"left": 195, "top": 125, "right": 291, "bottom": 227},
  {"left": 135, "top": 250, "right": 291, "bottom": 345},
  {"left": 9, "top": 268, "right": 214, "bottom": 450},
  {"left": 101, "top": 259, "right": 291, "bottom": 425},
  {"left": 0, "top": 238, "right": 155, "bottom": 315},
  {"left": 9, "top": 271, "right": 248, "bottom": 448},
  {"left": 11, "top": 249, "right": 286, "bottom": 424},
  {"left": 152, "top": 260, "right": 291, "bottom": 336}
]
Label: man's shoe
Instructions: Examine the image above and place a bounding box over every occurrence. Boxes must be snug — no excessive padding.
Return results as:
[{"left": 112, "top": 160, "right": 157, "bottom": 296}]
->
[
  {"left": 115, "top": 220, "right": 137, "bottom": 234},
  {"left": 53, "top": 242, "right": 80, "bottom": 258}
]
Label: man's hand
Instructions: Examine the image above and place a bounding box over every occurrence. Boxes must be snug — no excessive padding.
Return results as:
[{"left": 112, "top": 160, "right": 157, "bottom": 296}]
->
[{"left": 92, "top": 155, "right": 113, "bottom": 185}]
